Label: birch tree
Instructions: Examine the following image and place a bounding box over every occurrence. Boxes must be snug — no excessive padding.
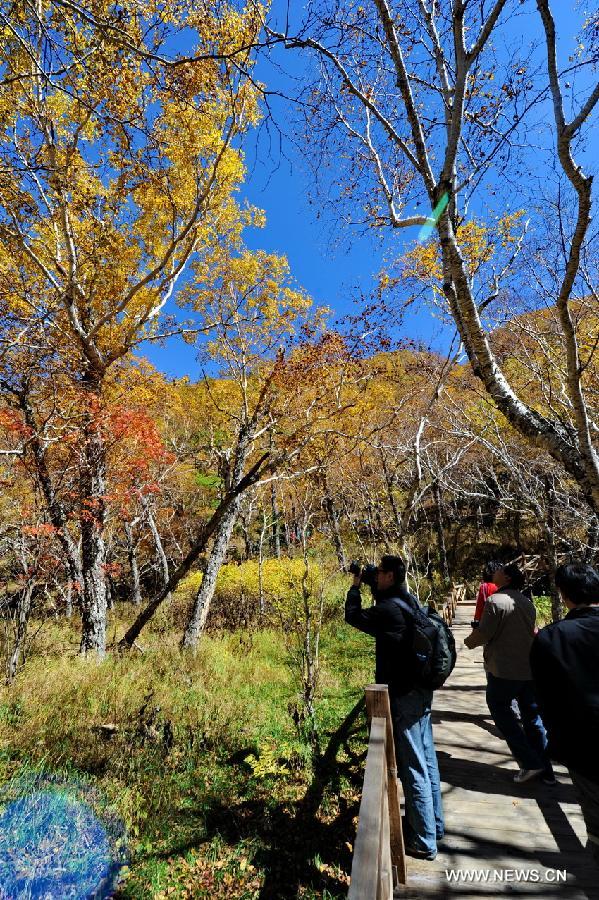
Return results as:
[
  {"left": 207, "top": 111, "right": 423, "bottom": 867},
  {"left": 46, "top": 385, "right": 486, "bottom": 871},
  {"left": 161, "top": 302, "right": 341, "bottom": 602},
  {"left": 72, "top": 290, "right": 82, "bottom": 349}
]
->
[
  {"left": 0, "top": 0, "right": 264, "bottom": 655},
  {"left": 181, "top": 250, "right": 314, "bottom": 649},
  {"left": 268, "top": 0, "right": 599, "bottom": 509}
]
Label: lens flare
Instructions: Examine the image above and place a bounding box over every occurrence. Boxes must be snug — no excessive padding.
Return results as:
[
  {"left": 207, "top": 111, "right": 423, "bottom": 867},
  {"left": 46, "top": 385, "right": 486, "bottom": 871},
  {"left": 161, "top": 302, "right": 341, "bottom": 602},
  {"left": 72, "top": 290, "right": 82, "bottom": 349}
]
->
[
  {"left": 0, "top": 775, "right": 126, "bottom": 899},
  {"left": 418, "top": 193, "right": 449, "bottom": 242}
]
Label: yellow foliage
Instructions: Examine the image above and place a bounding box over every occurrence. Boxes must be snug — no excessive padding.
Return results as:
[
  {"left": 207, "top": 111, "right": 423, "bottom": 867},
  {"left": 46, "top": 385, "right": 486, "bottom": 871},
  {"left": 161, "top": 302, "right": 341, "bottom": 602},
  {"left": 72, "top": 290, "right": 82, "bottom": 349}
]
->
[
  {"left": 401, "top": 213, "right": 525, "bottom": 292},
  {"left": 176, "top": 559, "right": 321, "bottom": 610},
  {"left": 0, "top": 0, "right": 266, "bottom": 373}
]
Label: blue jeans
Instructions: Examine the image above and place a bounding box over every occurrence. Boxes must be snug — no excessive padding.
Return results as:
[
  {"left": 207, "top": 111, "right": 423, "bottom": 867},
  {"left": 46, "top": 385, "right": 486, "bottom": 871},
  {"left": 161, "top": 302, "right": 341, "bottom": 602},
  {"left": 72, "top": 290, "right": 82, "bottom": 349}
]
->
[
  {"left": 390, "top": 687, "right": 444, "bottom": 856},
  {"left": 486, "top": 673, "right": 554, "bottom": 774}
]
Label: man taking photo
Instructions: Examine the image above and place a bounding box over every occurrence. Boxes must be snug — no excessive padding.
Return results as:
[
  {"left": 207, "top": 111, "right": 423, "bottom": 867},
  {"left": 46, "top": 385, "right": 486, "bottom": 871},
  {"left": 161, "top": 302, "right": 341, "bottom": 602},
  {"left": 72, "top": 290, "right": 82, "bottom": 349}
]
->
[{"left": 345, "top": 555, "right": 444, "bottom": 861}]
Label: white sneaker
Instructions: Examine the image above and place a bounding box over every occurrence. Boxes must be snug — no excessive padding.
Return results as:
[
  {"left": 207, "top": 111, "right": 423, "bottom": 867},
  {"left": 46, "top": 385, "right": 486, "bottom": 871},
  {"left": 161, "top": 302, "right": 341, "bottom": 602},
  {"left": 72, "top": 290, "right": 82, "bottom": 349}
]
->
[{"left": 513, "top": 768, "right": 545, "bottom": 783}]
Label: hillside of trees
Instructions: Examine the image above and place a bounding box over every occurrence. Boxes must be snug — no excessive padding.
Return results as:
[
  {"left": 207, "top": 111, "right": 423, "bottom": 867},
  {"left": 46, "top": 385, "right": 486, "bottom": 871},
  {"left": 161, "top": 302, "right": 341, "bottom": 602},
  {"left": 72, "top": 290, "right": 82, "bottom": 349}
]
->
[
  {"left": 0, "top": 0, "right": 597, "bottom": 895},
  {"left": 2, "top": 331, "right": 598, "bottom": 675}
]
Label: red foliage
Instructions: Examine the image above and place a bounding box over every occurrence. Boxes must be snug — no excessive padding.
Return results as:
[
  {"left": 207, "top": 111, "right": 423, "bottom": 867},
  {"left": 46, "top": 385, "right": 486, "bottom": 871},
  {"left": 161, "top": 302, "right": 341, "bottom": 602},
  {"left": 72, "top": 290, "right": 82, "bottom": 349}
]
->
[
  {"left": 21, "top": 523, "right": 58, "bottom": 537},
  {"left": 0, "top": 408, "right": 33, "bottom": 439}
]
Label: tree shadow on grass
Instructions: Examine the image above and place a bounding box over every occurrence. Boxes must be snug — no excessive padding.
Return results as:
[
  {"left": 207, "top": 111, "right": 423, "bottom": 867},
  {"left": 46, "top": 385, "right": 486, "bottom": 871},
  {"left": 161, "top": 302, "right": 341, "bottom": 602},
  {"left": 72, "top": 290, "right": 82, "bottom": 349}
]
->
[
  {"left": 142, "top": 697, "right": 369, "bottom": 898},
  {"left": 251, "top": 696, "right": 367, "bottom": 898}
]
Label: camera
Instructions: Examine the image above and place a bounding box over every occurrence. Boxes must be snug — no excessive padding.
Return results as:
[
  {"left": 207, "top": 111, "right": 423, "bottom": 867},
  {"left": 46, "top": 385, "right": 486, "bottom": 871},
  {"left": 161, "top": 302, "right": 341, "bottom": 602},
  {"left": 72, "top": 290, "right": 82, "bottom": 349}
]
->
[{"left": 349, "top": 560, "right": 378, "bottom": 588}]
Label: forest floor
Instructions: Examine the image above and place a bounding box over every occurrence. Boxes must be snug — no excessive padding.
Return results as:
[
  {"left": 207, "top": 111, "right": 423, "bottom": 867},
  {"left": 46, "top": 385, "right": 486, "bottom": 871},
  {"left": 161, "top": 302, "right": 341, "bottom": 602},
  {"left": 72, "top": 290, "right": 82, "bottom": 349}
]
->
[
  {"left": 0, "top": 601, "right": 375, "bottom": 899},
  {"left": 0, "top": 592, "right": 561, "bottom": 898}
]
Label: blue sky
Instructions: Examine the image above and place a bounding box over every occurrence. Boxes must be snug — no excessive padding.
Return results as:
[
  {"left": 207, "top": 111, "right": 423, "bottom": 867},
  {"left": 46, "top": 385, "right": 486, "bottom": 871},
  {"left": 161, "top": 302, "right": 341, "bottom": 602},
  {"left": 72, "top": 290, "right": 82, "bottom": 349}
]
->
[{"left": 143, "top": 1, "right": 597, "bottom": 380}]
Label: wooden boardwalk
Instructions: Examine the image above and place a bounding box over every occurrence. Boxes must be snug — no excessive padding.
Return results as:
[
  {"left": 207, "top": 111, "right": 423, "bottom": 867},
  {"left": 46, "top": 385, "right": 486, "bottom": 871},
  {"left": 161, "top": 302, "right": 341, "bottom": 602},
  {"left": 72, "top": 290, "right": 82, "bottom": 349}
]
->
[{"left": 395, "top": 599, "right": 599, "bottom": 899}]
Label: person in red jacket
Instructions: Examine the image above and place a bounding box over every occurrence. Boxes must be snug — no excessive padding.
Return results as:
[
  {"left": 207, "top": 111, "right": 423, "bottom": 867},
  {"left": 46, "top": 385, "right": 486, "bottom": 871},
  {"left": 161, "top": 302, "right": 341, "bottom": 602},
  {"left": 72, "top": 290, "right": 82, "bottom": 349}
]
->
[{"left": 472, "top": 560, "right": 501, "bottom": 627}]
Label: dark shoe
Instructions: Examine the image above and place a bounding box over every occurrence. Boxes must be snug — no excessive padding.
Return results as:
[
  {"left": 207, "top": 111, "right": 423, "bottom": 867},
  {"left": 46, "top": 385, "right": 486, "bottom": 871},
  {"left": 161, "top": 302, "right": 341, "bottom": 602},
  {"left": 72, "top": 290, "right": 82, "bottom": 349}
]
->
[
  {"left": 405, "top": 845, "right": 437, "bottom": 861},
  {"left": 542, "top": 772, "right": 557, "bottom": 785},
  {"left": 513, "top": 768, "right": 544, "bottom": 783}
]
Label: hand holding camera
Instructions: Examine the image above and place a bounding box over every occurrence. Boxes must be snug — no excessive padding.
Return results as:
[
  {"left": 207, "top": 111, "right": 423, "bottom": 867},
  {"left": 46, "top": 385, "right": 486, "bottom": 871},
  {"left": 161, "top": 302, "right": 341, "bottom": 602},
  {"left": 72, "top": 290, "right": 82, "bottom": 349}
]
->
[{"left": 348, "top": 560, "right": 378, "bottom": 588}]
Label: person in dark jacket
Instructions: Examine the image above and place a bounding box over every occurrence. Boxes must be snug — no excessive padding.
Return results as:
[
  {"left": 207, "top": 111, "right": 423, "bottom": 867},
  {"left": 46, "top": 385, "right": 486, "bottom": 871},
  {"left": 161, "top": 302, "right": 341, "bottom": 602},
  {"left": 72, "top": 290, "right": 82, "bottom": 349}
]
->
[
  {"left": 345, "top": 555, "right": 444, "bottom": 861},
  {"left": 530, "top": 563, "right": 599, "bottom": 865}
]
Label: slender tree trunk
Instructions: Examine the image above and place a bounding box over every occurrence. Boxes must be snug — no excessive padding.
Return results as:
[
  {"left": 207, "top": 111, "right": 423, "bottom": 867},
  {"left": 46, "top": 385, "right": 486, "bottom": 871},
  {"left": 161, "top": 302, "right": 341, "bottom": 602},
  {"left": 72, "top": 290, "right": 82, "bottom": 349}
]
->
[
  {"left": 79, "top": 380, "right": 108, "bottom": 657},
  {"left": 124, "top": 522, "right": 142, "bottom": 605},
  {"left": 380, "top": 452, "right": 403, "bottom": 537},
  {"left": 65, "top": 580, "right": 73, "bottom": 618},
  {"left": 475, "top": 504, "right": 482, "bottom": 541},
  {"left": 181, "top": 495, "right": 242, "bottom": 649},
  {"left": 321, "top": 474, "right": 347, "bottom": 570},
  {"left": 543, "top": 476, "right": 562, "bottom": 623},
  {"left": 258, "top": 507, "right": 268, "bottom": 616},
  {"left": 239, "top": 504, "right": 253, "bottom": 561},
  {"left": 290, "top": 504, "right": 299, "bottom": 545},
  {"left": 270, "top": 482, "right": 281, "bottom": 559},
  {"left": 142, "top": 498, "right": 170, "bottom": 602},
  {"left": 433, "top": 481, "right": 449, "bottom": 582},
  {"left": 181, "top": 423, "right": 255, "bottom": 651},
  {"left": 7, "top": 582, "right": 35, "bottom": 683},
  {"left": 365, "top": 500, "right": 377, "bottom": 559}
]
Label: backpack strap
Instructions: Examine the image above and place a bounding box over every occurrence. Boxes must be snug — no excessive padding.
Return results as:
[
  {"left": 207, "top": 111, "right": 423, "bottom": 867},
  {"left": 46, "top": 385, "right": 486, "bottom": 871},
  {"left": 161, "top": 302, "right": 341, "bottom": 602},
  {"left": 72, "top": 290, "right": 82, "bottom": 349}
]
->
[
  {"left": 390, "top": 588, "right": 421, "bottom": 618},
  {"left": 392, "top": 597, "right": 415, "bottom": 618}
]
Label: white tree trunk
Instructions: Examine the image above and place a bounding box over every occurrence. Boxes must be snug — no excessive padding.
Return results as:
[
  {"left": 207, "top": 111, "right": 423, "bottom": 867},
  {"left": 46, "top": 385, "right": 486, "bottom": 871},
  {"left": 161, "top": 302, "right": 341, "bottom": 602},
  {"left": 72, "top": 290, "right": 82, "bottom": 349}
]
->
[{"left": 181, "top": 494, "right": 242, "bottom": 649}]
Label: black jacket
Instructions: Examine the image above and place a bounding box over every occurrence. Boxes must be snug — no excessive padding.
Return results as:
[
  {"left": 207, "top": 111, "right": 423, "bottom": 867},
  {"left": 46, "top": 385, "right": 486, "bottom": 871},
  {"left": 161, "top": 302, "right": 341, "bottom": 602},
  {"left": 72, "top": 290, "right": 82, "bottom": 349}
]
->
[
  {"left": 345, "top": 583, "right": 419, "bottom": 697},
  {"left": 530, "top": 605, "right": 599, "bottom": 780}
]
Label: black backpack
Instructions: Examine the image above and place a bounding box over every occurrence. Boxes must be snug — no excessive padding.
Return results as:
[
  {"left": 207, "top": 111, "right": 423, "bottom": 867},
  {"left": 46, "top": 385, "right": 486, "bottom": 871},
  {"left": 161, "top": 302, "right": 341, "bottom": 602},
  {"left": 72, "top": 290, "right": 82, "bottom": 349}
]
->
[{"left": 395, "top": 597, "right": 457, "bottom": 690}]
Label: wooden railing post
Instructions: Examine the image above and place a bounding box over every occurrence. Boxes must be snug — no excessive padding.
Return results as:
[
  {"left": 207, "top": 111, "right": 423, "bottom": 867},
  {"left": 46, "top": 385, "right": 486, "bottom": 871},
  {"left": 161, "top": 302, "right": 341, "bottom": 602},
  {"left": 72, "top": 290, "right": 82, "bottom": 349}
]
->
[
  {"left": 365, "top": 685, "right": 407, "bottom": 887},
  {"left": 378, "top": 749, "right": 393, "bottom": 900},
  {"left": 348, "top": 717, "right": 391, "bottom": 900},
  {"left": 442, "top": 582, "right": 465, "bottom": 626}
]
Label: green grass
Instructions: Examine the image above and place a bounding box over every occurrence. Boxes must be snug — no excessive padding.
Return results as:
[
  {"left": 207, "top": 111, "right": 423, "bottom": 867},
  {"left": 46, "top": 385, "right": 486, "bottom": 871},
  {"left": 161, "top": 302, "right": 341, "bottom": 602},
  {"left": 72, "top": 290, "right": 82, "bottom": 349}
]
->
[
  {"left": 533, "top": 594, "right": 555, "bottom": 627},
  {"left": 0, "top": 611, "right": 375, "bottom": 899}
]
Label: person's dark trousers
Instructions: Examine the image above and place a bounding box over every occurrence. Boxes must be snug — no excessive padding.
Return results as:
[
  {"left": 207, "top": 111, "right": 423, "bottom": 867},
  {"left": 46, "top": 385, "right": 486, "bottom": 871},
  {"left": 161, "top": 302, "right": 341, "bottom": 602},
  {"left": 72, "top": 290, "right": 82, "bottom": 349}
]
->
[
  {"left": 569, "top": 769, "right": 599, "bottom": 866},
  {"left": 485, "top": 673, "right": 554, "bottom": 776}
]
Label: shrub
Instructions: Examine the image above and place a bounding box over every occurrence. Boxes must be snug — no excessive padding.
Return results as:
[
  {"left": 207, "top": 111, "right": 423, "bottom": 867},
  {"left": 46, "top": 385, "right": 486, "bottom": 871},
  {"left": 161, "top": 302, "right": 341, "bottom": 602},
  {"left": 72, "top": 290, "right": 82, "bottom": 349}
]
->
[
  {"left": 533, "top": 595, "right": 554, "bottom": 627},
  {"left": 174, "top": 559, "right": 329, "bottom": 630}
]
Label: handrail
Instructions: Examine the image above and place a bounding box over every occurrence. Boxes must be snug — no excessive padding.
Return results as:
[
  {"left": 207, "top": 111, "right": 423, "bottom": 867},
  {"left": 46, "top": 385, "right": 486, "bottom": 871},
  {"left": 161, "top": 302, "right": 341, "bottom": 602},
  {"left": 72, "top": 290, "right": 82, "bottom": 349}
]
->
[
  {"left": 442, "top": 582, "right": 465, "bottom": 626},
  {"left": 349, "top": 587, "right": 465, "bottom": 897},
  {"left": 348, "top": 685, "right": 406, "bottom": 899}
]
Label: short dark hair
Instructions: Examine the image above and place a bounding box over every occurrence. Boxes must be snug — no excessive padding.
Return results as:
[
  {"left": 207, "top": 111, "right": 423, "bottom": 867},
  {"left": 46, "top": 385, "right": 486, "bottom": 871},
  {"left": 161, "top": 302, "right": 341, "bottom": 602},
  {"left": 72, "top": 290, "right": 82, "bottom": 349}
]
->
[
  {"left": 555, "top": 563, "right": 599, "bottom": 605},
  {"left": 380, "top": 555, "right": 406, "bottom": 585},
  {"left": 499, "top": 563, "right": 525, "bottom": 591},
  {"left": 483, "top": 559, "right": 503, "bottom": 583}
]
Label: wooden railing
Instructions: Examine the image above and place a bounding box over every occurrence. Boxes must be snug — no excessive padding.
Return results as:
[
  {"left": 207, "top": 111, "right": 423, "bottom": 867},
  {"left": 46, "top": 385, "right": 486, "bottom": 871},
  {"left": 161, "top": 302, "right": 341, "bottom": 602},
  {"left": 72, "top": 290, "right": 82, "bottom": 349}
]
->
[
  {"left": 348, "top": 685, "right": 406, "bottom": 900},
  {"left": 348, "top": 586, "right": 465, "bottom": 897},
  {"left": 442, "top": 582, "right": 466, "bottom": 626}
]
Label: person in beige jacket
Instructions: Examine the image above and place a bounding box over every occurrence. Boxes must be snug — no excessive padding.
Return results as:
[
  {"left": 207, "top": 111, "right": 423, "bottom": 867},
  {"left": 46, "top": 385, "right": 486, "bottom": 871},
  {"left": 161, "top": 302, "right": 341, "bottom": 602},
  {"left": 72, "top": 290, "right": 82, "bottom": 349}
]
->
[{"left": 464, "top": 563, "right": 554, "bottom": 784}]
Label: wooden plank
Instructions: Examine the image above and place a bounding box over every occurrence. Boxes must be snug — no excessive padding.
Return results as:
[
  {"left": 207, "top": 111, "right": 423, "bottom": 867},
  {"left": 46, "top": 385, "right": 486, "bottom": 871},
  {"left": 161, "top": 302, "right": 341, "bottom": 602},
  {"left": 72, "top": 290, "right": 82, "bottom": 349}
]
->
[
  {"left": 366, "top": 684, "right": 407, "bottom": 885},
  {"left": 378, "top": 761, "right": 393, "bottom": 900},
  {"left": 348, "top": 717, "right": 387, "bottom": 900},
  {"left": 350, "top": 604, "right": 595, "bottom": 899}
]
